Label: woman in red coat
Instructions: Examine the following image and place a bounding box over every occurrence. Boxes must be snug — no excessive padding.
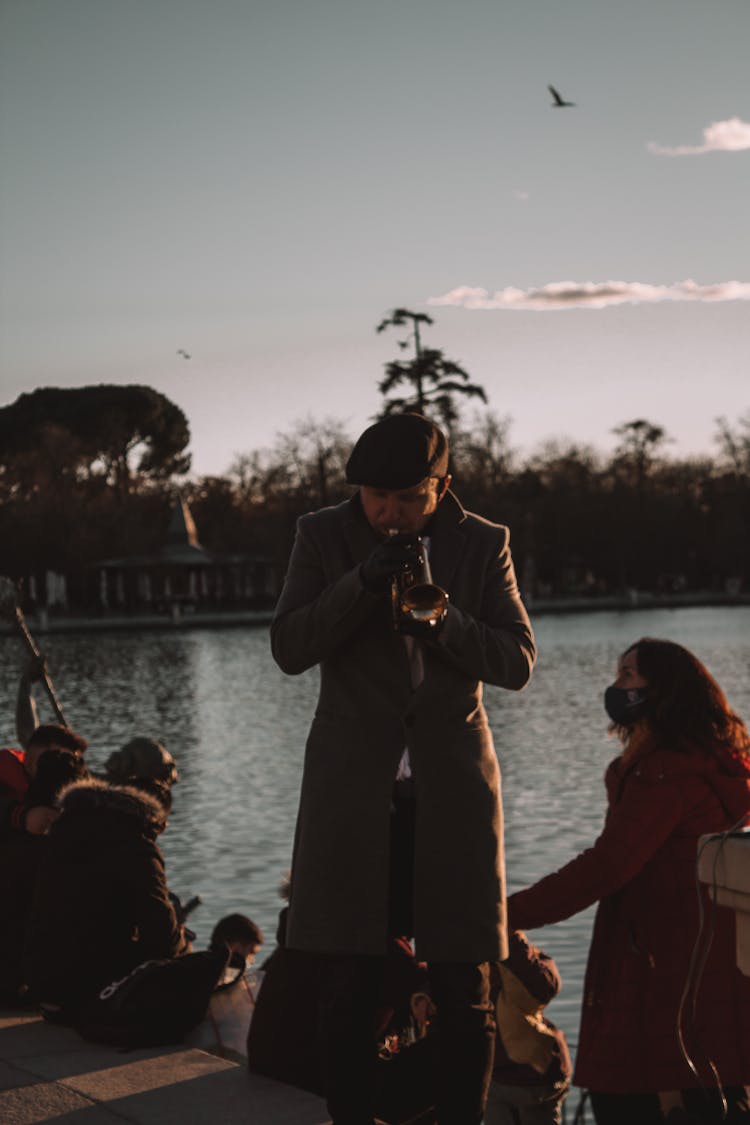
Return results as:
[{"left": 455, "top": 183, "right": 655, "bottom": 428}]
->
[{"left": 507, "top": 638, "right": 750, "bottom": 1125}]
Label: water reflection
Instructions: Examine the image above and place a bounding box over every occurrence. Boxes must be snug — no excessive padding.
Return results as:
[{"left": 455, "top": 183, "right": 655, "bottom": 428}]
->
[{"left": 1, "top": 606, "right": 748, "bottom": 1056}]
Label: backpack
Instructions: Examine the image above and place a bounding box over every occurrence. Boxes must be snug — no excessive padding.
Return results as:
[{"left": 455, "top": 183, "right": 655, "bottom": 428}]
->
[{"left": 74, "top": 948, "right": 229, "bottom": 1047}]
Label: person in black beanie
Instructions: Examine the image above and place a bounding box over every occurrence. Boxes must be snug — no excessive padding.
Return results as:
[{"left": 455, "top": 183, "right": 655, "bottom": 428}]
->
[{"left": 271, "top": 412, "right": 536, "bottom": 1125}]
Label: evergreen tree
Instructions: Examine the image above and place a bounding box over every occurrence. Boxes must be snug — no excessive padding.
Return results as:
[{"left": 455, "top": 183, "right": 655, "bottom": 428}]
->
[{"left": 375, "top": 308, "right": 487, "bottom": 429}]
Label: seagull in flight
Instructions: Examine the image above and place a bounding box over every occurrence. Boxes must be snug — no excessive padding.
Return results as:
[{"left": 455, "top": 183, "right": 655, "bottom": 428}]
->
[
  {"left": 548, "top": 84, "right": 575, "bottom": 108},
  {"left": 176, "top": 349, "right": 191, "bottom": 360}
]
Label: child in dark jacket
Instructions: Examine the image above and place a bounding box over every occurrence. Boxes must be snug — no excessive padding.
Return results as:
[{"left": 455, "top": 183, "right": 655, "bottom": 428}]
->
[{"left": 486, "top": 930, "right": 571, "bottom": 1125}]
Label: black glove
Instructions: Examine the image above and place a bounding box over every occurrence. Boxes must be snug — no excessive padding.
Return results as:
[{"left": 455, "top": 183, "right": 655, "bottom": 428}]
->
[{"left": 360, "top": 539, "right": 422, "bottom": 594}]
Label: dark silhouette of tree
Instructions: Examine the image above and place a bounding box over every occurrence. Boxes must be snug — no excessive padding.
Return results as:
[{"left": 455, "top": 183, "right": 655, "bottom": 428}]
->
[
  {"left": 715, "top": 412, "right": 750, "bottom": 477},
  {"left": 713, "top": 412, "right": 750, "bottom": 582},
  {"left": 512, "top": 440, "right": 606, "bottom": 596},
  {"left": 451, "top": 412, "right": 515, "bottom": 511},
  {"left": 0, "top": 385, "right": 191, "bottom": 498},
  {"left": 230, "top": 417, "right": 350, "bottom": 512},
  {"left": 609, "top": 419, "right": 670, "bottom": 589},
  {"left": 228, "top": 417, "right": 352, "bottom": 567},
  {"left": 376, "top": 308, "right": 434, "bottom": 358},
  {"left": 273, "top": 417, "right": 351, "bottom": 510},
  {"left": 1, "top": 395, "right": 748, "bottom": 605},
  {"left": 612, "top": 419, "right": 668, "bottom": 496},
  {"left": 375, "top": 307, "right": 487, "bottom": 428}
]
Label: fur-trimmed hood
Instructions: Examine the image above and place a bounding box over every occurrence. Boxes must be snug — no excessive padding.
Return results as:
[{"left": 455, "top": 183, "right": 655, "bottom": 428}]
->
[{"left": 56, "top": 777, "right": 166, "bottom": 838}]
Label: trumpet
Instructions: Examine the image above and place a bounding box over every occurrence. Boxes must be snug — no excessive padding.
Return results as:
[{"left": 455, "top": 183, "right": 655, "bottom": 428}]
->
[{"left": 388, "top": 532, "right": 449, "bottom": 637}]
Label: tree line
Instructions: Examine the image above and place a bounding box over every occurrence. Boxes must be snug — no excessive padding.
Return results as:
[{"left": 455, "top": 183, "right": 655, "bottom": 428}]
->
[
  {"left": 0, "top": 314, "right": 748, "bottom": 604},
  {"left": 221, "top": 409, "right": 750, "bottom": 599}
]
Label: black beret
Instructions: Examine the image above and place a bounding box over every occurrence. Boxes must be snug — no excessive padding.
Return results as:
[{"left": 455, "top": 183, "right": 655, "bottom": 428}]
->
[{"left": 346, "top": 413, "right": 449, "bottom": 489}]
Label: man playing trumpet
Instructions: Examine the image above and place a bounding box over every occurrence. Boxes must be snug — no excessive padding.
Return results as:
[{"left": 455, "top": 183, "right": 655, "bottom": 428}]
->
[{"left": 271, "top": 412, "right": 536, "bottom": 1124}]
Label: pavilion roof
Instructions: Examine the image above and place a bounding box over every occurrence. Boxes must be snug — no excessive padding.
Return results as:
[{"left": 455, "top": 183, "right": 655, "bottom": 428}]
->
[{"left": 98, "top": 495, "right": 214, "bottom": 568}]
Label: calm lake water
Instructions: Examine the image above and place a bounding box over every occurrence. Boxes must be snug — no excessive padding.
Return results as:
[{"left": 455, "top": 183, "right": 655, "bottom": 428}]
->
[{"left": 1, "top": 605, "right": 749, "bottom": 1057}]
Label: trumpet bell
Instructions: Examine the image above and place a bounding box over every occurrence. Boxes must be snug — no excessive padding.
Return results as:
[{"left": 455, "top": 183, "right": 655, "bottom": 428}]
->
[{"left": 396, "top": 583, "right": 449, "bottom": 636}]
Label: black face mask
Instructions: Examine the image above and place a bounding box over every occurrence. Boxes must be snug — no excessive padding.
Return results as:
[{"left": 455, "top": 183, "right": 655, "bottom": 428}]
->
[{"left": 604, "top": 684, "right": 650, "bottom": 727}]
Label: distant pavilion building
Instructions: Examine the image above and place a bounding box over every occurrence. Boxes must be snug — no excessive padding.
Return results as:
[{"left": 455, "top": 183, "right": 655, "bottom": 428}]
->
[{"left": 96, "top": 495, "right": 275, "bottom": 612}]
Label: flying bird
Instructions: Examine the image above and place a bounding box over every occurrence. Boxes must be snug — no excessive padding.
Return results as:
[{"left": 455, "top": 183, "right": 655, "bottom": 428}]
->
[
  {"left": 548, "top": 84, "right": 575, "bottom": 108},
  {"left": 176, "top": 349, "right": 191, "bottom": 360}
]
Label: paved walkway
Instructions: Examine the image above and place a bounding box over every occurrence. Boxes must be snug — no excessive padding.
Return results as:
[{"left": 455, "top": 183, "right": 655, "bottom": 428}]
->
[{"left": 0, "top": 1006, "right": 331, "bottom": 1125}]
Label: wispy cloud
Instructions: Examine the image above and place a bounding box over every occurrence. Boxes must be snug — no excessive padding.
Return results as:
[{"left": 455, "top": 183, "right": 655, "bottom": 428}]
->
[
  {"left": 648, "top": 117, "right": 750, "bottom": 156},
  {"left": 428, "top": 280, "right": 750, "bottom": 311}
]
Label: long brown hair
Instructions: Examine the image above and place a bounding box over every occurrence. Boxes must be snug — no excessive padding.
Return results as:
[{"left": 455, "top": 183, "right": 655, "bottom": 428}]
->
[{"left": 628, "top": 638, "right": 750, "bottom": 765}]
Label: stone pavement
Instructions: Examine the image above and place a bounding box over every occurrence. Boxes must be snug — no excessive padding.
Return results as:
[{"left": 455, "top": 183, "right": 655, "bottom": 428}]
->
[{"left": 0, "top": 1007, "right": 331, "bottom": 1125}]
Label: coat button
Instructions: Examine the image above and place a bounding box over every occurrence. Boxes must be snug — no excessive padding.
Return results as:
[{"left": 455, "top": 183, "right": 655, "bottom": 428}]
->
[{"left": 404, "top": 713, "right": 416, "bottom": 727}]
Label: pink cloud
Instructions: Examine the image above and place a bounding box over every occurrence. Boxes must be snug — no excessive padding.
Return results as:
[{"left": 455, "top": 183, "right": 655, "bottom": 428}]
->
[
  {"left": 428, "top": 280, "right": 750, "bottom": 311},
  {"left": 648, "top": 117, "right": 750, "bottom": 156}
]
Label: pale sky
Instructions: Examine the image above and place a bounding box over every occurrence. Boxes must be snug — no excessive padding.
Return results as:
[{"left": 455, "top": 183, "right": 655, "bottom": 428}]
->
[{"left": 1, "top": 0, "right": 748, "bottom": 476}]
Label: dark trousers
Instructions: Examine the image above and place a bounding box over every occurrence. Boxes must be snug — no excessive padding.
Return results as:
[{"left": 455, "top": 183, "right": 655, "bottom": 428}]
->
[
  {"left": 429, "top": 960, "right": 495, "bottom": 1125},
  {"left": 318, "top": 787, "right": 495, "bottom": 1124},
  {"left": 318, "top": 954, "right": 383, "bottom": 1125}
]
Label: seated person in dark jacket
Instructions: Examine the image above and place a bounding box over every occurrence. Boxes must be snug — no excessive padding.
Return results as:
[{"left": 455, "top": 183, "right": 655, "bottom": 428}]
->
[
  {"left": 0, "top": 750, "right": 89, "bottom": 1003},
  {"left": 24, "top": 778, "right": 189, "bottom": 1020},
  {"left": 486, "top": 931, "right": 571, "bottom": 1125}
]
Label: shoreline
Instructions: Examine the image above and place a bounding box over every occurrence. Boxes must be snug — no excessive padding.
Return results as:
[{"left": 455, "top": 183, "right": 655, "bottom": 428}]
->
[{"left": 1, "top": 592, "right": 748, "bottom": 638}]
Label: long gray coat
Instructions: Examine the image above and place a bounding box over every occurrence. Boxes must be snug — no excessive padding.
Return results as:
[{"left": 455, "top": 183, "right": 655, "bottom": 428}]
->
[{"left": 271, "top": 491, "right": 535, "bottom": 963}]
